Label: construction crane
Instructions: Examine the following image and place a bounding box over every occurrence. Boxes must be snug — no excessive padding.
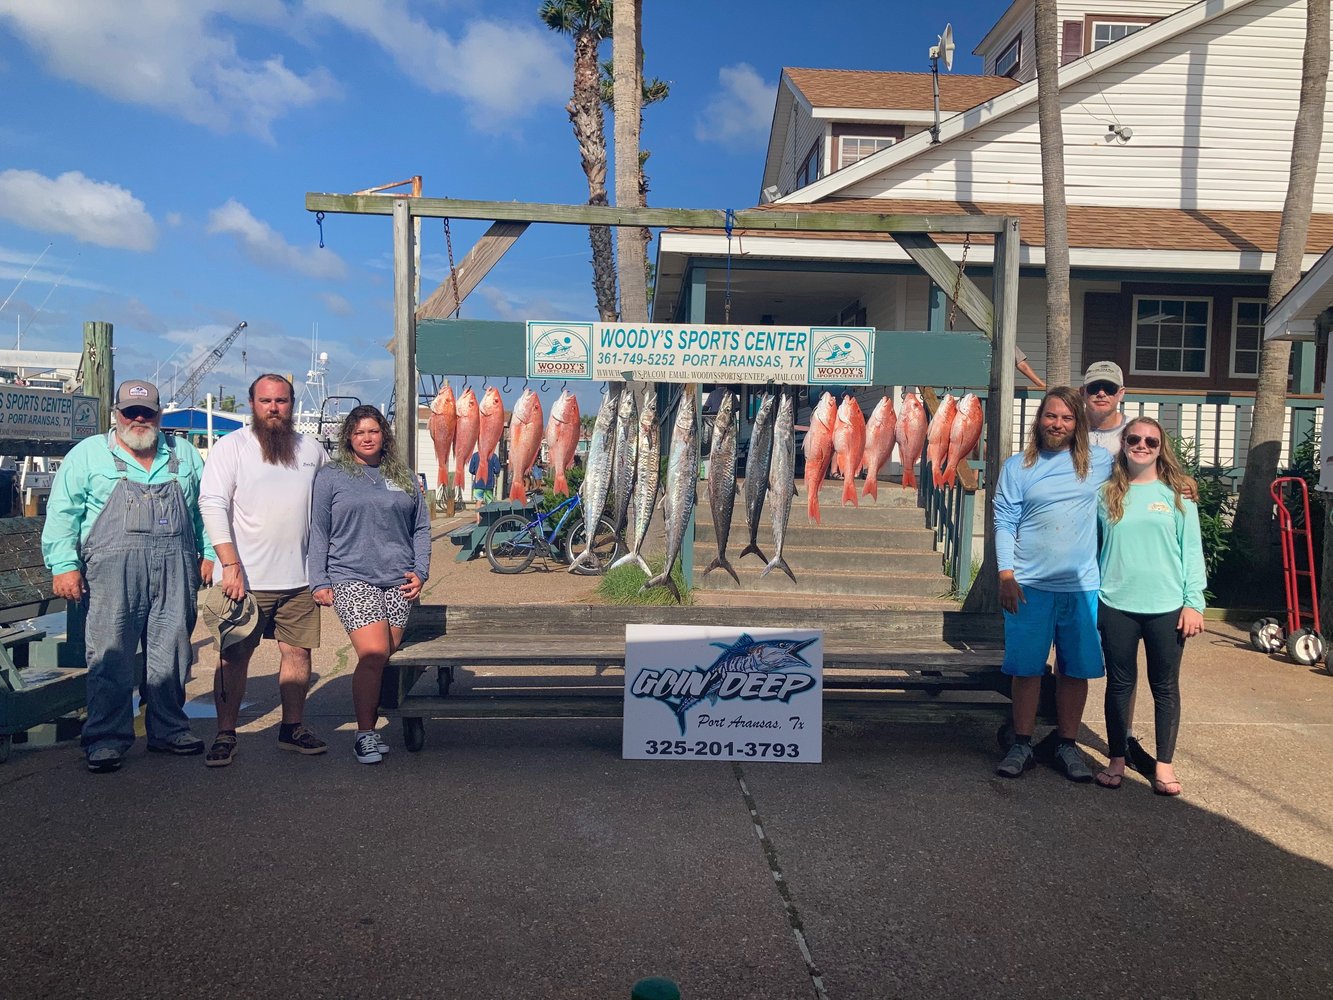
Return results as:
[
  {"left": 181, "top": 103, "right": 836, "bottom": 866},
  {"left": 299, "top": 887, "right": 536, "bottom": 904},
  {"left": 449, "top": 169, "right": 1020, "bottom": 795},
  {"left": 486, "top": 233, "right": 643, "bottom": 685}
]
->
[{"left": 169, "top": 321, "right": 246, "bottom": 407}]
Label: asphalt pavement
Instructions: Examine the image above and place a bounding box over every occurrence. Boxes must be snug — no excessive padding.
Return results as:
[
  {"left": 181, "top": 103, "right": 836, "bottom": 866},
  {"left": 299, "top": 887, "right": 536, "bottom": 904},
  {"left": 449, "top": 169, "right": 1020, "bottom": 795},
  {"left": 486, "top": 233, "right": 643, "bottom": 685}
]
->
[{"left": 2, "top": 609, "right": 1332, "bottom": 999}]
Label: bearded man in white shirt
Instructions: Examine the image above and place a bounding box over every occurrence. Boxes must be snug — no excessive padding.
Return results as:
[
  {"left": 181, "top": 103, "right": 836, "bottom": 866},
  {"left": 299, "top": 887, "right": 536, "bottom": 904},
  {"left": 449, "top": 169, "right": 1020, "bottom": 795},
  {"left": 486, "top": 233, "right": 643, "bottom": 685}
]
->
[{"left": 198, "top": 374, "right": 329, "bottom": 767}]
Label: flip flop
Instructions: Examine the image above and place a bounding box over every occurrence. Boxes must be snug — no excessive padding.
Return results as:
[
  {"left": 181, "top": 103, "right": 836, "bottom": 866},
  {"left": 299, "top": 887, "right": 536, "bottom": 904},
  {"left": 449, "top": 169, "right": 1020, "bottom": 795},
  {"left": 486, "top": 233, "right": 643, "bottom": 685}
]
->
[
  {"left": 1095, "top": 769, "right": 1124, "bottom": 790},
  {"left": 1152, "top": 777, "right": 1183, "bottom": 797}
]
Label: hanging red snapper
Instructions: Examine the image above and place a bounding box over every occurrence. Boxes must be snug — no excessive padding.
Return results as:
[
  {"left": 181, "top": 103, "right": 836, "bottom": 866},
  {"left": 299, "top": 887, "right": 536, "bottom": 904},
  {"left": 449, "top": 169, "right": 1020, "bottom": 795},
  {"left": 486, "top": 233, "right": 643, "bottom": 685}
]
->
[
  {"left": 832, "top": 395, "right": 866, "bottom": 507},
  {"left": 545, "top": 390, "right": 581, "bottom": 495},
  {"left": 860, "top": 394, "right": 897, "bottom": 500},
  {"left": 452, "top": 387, "right": 480, "bottom": 490},
  {"left": 895, "top": 392, "right": 928, "bottom": 489},
  {"left": 476, "top": 386, "right": 505, "bottom": 472},
  {"left": 507, "top": 389, "right": 544, "bottom": 502},
  {"left": 428, "top": 384, "right": 456, "bottom": 488},
  {"left": 925, "top": 393, "right": 958, "bottom": 487},
  {"left": 802, "top": 392, "right": 837, "bottom": 524},
  {"left": 943, "top": 393, "right": 984, "bottom": 487}
]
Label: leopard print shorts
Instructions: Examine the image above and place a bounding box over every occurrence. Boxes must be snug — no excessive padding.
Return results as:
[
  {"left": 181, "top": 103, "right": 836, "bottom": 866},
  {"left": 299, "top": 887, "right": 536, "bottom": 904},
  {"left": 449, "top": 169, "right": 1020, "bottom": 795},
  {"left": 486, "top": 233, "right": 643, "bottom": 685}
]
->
[{"left": 332, "top": 580, "right": 412, "bottom": 633}]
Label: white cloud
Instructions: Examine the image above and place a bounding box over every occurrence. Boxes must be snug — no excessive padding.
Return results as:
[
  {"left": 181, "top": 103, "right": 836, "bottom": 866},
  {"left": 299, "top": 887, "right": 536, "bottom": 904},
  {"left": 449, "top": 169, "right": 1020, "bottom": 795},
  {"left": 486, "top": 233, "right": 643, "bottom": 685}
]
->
[
  {"left": 306, "top": 0, "right": 567, "bottom": 129},
  {"left": 0, "top": 1, "right": 337, "bottom": 139},
  {"left": 207, "top": 199, "right": 347, "bottom": 280},
  {"left": 318, "top": 291, "right": 354, "bottom": 316},
  {"left": 165, "top": 212, "right": 184, "bottom": 227},
  {"left": 0, "top": 170, "right": 158, "bottom": 250},
  {"left": 695, "top": 63, "right": 775, "bottom": 144}
]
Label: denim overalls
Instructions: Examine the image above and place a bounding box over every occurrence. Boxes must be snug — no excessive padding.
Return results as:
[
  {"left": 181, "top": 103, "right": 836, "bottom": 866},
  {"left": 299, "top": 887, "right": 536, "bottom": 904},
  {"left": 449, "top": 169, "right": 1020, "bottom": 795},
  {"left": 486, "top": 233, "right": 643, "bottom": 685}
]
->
[{"left": 81, "top": 434, "right": 201, "bottom": 754}]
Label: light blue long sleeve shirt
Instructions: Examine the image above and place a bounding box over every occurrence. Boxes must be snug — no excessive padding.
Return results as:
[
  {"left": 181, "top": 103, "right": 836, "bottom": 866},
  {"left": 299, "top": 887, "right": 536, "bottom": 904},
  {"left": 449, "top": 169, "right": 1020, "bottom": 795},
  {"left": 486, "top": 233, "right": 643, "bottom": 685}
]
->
[
  {"left": 994, "top": 446, "right": 1114, "bottom": 592},
  {"left": 1098, "top": 481, "right": 1207, "bottom": 613},
  {"left": 41, "top": 430, "right": 215, "bottom": 575}
]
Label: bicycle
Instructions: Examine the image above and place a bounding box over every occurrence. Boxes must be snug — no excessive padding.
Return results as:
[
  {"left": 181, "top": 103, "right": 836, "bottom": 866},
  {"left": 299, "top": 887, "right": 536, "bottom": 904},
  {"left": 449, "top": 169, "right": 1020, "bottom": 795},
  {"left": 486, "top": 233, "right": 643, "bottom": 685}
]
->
[{"left": 484, "top": 493, "right": 620, "bottom": 575}]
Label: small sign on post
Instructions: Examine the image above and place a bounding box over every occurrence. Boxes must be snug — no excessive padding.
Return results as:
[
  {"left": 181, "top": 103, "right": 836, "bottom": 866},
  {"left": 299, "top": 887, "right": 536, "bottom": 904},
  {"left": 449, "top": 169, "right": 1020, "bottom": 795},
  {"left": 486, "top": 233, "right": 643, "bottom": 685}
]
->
[{"left": 623, "top": 624, "right": 823, "bottom": 763}]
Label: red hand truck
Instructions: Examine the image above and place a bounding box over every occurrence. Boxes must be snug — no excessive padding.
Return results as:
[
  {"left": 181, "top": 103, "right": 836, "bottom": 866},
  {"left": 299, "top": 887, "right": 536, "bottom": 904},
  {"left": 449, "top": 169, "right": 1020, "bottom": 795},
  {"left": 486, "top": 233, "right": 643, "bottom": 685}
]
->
[{"left": 1249, "top": 476, "right": 1326, "bottom": 665}]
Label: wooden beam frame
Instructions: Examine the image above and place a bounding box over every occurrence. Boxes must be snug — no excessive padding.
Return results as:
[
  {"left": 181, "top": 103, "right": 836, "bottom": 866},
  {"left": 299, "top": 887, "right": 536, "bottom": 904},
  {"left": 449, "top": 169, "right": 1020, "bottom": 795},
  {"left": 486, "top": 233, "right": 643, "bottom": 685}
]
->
[
  {"left": 311, "top": 191, "right": 1019, "bottom": 611},
  {"left": 417, "top": 221, "right": 529, "bottom": 321}
]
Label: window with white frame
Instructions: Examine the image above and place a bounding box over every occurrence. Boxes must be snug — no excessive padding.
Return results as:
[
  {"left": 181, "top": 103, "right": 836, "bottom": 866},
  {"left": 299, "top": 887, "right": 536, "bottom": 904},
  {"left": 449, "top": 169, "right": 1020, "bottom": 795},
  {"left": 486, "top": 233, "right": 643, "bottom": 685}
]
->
[
  {"left": 1091, "top": 21, "right": 1147, "bottom": 50},
  {"left": 1230, "top": 299, "right": 1268, "bottom": 377},
  {"left": 795, "top": 143, "right": 821, "bottom": 189},
  {"left": 839, "top": 135, "right": 895, "bottom": 169},
  {"left": 1132, "top": 297, "right": 1211, "bottom": 376},
  {"left": 995, "top": 36, "right": 1021, "bottom": 77}
]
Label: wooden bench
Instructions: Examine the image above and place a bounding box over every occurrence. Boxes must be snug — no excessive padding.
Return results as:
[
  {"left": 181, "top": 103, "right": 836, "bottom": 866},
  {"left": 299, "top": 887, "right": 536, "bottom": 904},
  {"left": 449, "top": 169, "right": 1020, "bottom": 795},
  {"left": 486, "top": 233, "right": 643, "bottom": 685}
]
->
[
  {"left": 382, "top": 604, "right": 1041, "bottom": 752},
  {"left": 0, "top": 517, "right": 85, "bottom": 762}
]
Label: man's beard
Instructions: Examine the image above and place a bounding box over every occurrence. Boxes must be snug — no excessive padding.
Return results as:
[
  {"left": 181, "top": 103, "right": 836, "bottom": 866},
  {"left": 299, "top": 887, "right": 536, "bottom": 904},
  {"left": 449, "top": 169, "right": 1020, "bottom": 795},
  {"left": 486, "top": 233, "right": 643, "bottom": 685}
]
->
[
  {"left": 253, "top": 412, "right": 299, "bottom": 467},
  {"left": 117, "top": 421, "right": 158, "bottom": 453}
]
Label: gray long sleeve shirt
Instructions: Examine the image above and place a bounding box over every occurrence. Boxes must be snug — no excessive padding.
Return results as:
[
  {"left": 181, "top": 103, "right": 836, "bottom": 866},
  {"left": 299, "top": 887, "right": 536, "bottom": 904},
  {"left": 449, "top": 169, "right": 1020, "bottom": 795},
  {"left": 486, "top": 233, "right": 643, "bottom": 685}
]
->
[{"left": 307, "top": 463, "right": 431, "bottom": 593}]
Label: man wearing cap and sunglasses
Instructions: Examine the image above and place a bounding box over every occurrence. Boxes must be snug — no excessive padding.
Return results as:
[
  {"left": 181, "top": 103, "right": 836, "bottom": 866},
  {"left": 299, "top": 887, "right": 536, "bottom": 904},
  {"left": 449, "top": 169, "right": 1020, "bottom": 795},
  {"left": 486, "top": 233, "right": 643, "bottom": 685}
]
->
[
  {"left": 42, "top": 380, "right": 216, "bottom": 773},
  {"left": 1082, "top": 361, "right": 1128, "bottom": 453}
]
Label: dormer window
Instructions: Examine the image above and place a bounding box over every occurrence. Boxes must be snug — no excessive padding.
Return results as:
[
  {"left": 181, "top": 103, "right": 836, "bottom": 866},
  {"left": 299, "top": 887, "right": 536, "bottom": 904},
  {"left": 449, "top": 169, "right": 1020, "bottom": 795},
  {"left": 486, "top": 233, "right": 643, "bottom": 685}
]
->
[
  {"left": 1092, "top": 21, "right": 1145, "bottom": 48},
  {"left": 839, "top": 136, "right": 896, "bottom": 169},
  {"left": 995, "top": 35, "right": 1021, "bottom": 78}
]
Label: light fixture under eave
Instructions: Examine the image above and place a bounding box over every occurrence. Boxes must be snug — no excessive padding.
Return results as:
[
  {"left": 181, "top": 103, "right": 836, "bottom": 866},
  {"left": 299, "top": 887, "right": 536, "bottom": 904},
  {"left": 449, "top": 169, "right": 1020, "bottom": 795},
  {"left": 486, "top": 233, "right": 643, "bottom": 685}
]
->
[
  {"left": 929, "top": 23, "right": 955, "bottom": 145},
  {"left": 761, "top": 184, "right": 781, "bottom": 204}
]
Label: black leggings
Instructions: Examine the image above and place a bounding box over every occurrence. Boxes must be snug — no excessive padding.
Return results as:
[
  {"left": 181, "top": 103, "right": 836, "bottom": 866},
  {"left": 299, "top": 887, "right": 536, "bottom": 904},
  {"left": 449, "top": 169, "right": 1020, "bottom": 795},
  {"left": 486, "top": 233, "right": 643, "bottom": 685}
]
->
[{"left": 1099, "top": 601, "right": 1185, "bottom": 764}]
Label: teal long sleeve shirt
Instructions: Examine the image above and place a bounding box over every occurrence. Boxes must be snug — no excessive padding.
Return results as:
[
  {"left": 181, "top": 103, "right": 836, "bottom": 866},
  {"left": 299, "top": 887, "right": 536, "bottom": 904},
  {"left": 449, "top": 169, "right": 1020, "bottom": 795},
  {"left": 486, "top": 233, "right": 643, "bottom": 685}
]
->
[
  {"left": 1097, "top": 480, "right": 1207, "bottom": 614},
  {"left": 41, "top": 430, "right": 216, "bottom": 576}
]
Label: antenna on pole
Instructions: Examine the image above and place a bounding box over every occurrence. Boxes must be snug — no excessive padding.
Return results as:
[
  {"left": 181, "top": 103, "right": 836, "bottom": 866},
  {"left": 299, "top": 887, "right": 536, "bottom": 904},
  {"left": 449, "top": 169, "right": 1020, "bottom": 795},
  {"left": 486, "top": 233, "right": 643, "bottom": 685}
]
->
[{"left": 929, "top": 23, "right": 955, "bottom": 145}]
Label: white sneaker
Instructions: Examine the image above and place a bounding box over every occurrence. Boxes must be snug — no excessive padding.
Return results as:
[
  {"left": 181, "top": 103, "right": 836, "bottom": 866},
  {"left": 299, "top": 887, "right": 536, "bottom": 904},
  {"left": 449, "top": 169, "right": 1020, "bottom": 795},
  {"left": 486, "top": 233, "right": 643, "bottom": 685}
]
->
[
  {"left": 373, "top": 731, "right": 391, "bottom": 755},
  {"left": 354, "top": 732, "right": 383, "bottom": 764}
]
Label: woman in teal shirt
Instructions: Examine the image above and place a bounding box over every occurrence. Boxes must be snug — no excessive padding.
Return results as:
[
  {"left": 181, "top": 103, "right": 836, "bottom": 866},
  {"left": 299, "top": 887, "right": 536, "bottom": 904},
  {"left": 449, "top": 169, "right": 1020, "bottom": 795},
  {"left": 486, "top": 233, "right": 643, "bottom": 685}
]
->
[{"left": 1095, "top": 417, "right": 1206, "bottom": 796}]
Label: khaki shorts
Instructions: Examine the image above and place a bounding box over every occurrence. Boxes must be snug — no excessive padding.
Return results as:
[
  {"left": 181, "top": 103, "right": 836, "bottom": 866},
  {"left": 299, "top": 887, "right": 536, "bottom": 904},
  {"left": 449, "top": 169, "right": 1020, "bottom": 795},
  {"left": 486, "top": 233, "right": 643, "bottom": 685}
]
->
[{"left": 243, "top": 588, "right": 321, "bottom": 649}]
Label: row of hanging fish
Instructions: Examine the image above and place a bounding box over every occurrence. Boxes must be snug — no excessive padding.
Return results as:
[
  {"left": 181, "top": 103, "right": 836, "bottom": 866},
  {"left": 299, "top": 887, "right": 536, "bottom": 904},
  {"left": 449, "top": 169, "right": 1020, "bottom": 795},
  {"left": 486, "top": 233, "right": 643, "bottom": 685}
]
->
[{"left": 426, "top": 383, "right": 584, "bottom": 505}]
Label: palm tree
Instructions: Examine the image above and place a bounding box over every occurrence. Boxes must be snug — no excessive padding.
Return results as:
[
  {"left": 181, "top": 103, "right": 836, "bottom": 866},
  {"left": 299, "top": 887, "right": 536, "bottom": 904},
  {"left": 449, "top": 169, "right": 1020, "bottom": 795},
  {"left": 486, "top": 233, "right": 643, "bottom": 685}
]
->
[
  {"left": 1035, "top": 0, "right": 1071, "bottom": 387},
  {"left": 1233, "top": 0, "right": 1329, "bottom": 595},
  {"left": 613, "top": 0, "right": 648, "bottom": 321},
  {"left": 540, "top": 0, "right": 618, "bottom": 321}
]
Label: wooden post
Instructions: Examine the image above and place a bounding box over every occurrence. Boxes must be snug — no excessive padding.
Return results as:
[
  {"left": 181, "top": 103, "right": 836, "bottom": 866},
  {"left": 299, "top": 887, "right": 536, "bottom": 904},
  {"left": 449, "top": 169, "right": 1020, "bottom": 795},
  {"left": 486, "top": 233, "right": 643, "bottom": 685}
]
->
[
  {"left": 393, "top": 199, "right": 417, "bottom": 472},
  {"left": 963, "top": 217, "right": 1019, "bottom": 613},
  {"left": 82, "top": 321, "right": 113, "bottom": 429}
]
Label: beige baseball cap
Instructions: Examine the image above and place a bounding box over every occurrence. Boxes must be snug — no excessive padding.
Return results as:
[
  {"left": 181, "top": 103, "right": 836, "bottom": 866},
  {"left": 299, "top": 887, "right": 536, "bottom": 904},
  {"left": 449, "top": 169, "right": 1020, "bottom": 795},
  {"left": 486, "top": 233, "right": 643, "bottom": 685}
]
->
[{"left": 1082, "top": 361, "right": 1124, "bottom": 388}]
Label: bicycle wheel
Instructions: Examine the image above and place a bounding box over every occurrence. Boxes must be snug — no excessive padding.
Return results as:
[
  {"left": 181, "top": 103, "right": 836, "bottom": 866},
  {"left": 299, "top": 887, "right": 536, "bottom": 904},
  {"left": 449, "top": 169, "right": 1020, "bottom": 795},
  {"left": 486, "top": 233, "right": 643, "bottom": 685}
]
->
[
  {"left": 565, "top": 515, "right": 621, "bottom": 575},
  {"left": 486, "top": 514, "right": 539, "bottom": 573}
]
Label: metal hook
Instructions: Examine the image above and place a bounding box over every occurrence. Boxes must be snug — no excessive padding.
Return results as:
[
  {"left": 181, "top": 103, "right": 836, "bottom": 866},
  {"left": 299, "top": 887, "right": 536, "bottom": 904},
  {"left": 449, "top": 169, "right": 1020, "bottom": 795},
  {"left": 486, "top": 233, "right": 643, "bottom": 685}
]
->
[
  {"left": 561, "top": 381, "right": 567, "bottom": 394},
  {"left": 540, "top": 379, "right": 549, "bottom": 392},
  {"left": 503, "top": 376, "right": 510, "bottom": 392},
  {"left": 462, "top": 373, "right": 469, "bottom": 388},
  {"left": 600, "top": 382, "right": 608, "bottom": 395}
]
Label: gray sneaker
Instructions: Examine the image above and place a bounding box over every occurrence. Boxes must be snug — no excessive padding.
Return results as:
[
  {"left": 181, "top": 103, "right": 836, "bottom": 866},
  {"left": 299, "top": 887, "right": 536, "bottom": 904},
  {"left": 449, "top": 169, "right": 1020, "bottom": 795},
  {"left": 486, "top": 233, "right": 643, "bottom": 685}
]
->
[
  {"left": 87, "top": 747, "right": 123, "bottom": 773},
  {"left": 1053, "top": 741, "right": 1094, "bottom": 783},
  {"left": 995, "top": 741, "right": 1035, "bottom": 778}
]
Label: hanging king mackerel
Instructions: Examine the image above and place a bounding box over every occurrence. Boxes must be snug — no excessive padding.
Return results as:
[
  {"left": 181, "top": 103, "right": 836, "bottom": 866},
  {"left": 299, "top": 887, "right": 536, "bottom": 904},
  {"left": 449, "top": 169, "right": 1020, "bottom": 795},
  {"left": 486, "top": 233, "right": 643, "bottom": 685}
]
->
[
  {"left": 569, "top": 382, "right": 623, "bottom": 573},
  {"left": 761, "top": 390, "right": 798, "bottom": 584},
  {"left": 609, "top": 386, "right": 639, "bottom": 545},
  {"left": 738, "top": 392, "right": 775, "bottom": 565},
  {"left": 702, "top": 390, "right": 739, "bottom": 585},
  {"left": 610, "top": 391, "right": 660, "bottom": 576},
  {"left": 643, "top": 388, "right": 698, "bottom": 603}
]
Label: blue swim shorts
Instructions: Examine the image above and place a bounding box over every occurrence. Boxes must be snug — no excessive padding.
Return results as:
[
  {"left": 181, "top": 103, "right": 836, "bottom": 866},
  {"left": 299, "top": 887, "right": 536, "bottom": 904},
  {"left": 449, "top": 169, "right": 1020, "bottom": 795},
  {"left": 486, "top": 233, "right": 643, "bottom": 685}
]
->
[{"left": 1001, "top": 586, "right": 1104, "bottom": 679}]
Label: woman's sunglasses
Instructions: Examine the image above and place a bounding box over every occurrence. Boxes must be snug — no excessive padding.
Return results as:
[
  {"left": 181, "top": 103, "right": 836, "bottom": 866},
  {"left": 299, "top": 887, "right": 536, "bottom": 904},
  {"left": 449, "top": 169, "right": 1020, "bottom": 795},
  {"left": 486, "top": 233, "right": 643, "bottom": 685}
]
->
[{"left": 1124, "top": 433, "right": 1161, "bottom": 449}]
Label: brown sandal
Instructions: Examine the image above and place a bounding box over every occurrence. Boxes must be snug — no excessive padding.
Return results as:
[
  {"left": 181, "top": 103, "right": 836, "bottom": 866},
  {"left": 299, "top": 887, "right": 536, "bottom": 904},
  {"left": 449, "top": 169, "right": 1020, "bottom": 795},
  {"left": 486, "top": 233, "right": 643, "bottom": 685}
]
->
[
  {"left": 1152, "top": 777, "right": 1183, "bottom": 797},
  {"left": 1095, "top": 769, "right": 1124, "bottom": 790},
  {"left": 205, "top": 734, "right": 237, "bottom": 768}
]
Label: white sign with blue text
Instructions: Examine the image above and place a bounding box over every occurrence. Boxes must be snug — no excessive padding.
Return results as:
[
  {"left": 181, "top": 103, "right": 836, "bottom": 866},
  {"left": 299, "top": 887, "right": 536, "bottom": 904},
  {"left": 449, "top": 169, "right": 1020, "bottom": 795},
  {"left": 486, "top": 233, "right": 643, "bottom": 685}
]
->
[
  {"left": 527, "top": 321, "right": 873, "bottom": 386},
  {"left": 622, "top": 624, "right": 823, "bottom": 763}
]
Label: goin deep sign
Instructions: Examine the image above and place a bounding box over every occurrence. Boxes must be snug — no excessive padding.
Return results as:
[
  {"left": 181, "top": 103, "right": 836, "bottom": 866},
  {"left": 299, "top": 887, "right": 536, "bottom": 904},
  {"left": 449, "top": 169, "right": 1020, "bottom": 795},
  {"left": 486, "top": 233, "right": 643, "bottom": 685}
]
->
[
  {"left": 527, "top": 321, "right": 873, "bottom": 386},
  {"left": 623, "top": 624, "right": 823, "bottom": 763}
]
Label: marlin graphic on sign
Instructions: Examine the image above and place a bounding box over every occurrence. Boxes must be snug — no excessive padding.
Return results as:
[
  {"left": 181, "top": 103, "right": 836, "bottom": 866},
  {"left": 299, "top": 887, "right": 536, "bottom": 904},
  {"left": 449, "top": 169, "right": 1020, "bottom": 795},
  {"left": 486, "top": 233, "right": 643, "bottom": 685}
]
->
[
  {"left": 818, "top": 341, "right": 856, "bottom": 363},
  {"left": 639, "top": 633, "right": 818, "bottom": 735}
]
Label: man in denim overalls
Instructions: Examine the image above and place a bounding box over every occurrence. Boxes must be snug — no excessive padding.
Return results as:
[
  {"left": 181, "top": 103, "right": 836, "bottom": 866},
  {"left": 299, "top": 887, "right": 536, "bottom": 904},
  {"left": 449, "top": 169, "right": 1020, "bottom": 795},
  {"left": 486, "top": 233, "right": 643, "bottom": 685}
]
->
[{"left": 42, "top": 380, "right": 216, "bottom": 773}]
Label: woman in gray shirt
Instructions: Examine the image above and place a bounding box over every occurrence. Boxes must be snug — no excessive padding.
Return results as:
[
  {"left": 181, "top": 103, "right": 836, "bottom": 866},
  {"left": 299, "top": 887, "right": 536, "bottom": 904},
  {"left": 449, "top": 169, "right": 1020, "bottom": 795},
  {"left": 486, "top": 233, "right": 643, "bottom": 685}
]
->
[{"left": 309, "top": 405, "right": 431, "bottom": 764}]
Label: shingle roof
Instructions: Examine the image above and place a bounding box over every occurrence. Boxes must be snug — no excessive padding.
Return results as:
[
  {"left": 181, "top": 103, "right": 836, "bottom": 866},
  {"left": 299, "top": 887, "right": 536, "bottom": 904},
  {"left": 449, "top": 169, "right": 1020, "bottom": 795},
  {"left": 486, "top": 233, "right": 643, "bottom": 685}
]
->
[
  {"left": 784, "top": 68, "right": 1020, "bottom": 112},
  {"left": 710, "top": 199, "right": 1333, "bottom": 255}
]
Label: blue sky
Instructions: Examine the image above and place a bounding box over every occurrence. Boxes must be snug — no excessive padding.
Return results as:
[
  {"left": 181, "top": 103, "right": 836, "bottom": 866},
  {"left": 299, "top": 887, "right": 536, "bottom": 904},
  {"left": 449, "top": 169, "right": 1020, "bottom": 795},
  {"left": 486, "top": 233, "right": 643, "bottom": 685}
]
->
[{"left": 0, "top": 0, "right": 1005, "bottom": 415}]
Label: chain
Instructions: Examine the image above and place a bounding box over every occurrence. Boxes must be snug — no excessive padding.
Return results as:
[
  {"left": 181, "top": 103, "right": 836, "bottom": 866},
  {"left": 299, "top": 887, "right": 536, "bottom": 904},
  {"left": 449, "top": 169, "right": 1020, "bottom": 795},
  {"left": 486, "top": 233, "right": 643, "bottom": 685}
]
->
[
  {"left": 724, "top": 208, "right": 735, "bottom": 323},
  {"left": 443, "top": 217, "right": 461, "bottom": 319},
  {"left": 947, "top": 233, "right": 971, "bottom": 331},
  {"left": 315, "top": 211, "right": 325, "bottom": 249}
]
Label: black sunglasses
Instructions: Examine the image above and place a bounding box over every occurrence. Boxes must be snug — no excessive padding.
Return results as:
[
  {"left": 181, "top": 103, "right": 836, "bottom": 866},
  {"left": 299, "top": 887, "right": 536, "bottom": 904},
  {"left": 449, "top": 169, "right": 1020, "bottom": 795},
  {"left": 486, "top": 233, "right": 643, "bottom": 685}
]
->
[
  {"left": 1124, "top": 433, "right": 1161, "bottom": 448},
  {"left": 120, "top": 406, "right": 158, "bottom": 420},
  {"left": 1086, "top": 381, "right": 1121, "bottom": 396}
]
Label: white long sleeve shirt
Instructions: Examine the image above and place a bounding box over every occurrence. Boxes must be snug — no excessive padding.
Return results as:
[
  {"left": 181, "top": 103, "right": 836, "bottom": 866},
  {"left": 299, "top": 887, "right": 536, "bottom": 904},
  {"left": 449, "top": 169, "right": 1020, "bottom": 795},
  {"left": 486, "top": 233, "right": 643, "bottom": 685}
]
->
[{"left": 198, "top": 427, "right": 328, "bottom": 590}]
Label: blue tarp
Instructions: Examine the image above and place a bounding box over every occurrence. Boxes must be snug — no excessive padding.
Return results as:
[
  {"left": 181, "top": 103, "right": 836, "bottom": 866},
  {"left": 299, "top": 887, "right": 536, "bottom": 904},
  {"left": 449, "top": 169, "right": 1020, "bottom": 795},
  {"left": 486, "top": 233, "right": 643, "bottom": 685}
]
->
[{"left": 159, "top": 409, "right": 246, "bottom": 433}]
